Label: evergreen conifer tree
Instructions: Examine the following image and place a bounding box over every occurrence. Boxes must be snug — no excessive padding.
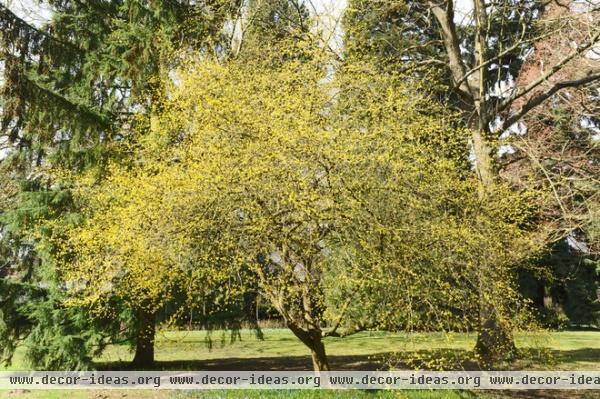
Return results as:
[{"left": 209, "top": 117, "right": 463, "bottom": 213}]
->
[{"left": 0, "top": 0, "right": 241, "bottom": 369}]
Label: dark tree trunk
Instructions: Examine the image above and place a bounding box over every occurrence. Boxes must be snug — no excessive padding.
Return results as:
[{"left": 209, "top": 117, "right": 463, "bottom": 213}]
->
[
  {"left": 308, "top": 338, "right": 330, "bottom": 371},
  {"left": 475, "top": 301, "right": 517, "bottom": 365},
  {"left": 470, "top": 128, "right": 517, "bottom": 366},
  {"left": 288, "top": 323, "right": 330, "bottom": 371},
  {"left": 131, "top": 309, "right": 156, "bottom": 368}
]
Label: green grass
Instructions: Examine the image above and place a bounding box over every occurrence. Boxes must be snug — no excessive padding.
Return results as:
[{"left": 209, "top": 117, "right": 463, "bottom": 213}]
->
[
  {"left": 95, "top": 329, "right": 477, "bottom": 370},
  {"left": 96, "top": 329, "right": 600, "bottom": 371},
  {"left": 2, "top": 329, "right": 600, "bottom": 398},
  {"left": 0, "top": 389, "right": 483, "bottom": 399}
]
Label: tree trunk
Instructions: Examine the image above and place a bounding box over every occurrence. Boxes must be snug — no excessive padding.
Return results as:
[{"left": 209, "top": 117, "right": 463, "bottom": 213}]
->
[
  {"left": 309, "top": 337, "right": 330, "bottom": 371},
  {"left": 288, "top": 323, "right": 330, "bottom": 371},
  {"left": 474, "top": 303, "right": 517, "bottom": 364},
  {"left": 471, "top": 130, "right": 494, "bottom": 188},
  {"left": 471, "top": 129, "right": 518, "bottom": 365},
  {"left": 474, "top": 264, "right": 517, "bottom": 364},
  {"left": 132, "top": 309, "right": 156, "bottom": 368},
  {"left": 431, "top": 1, "right": 521, "bottom": 366}
]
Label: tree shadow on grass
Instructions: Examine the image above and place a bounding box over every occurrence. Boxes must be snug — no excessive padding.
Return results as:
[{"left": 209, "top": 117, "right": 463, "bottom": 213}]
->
[
  {"left": 97, "top": 353, "right": 389, "bottom": 371},
  {"left": 507, "top": 348, "right": 600, "bottom": 371},
  {"left": 549, "top": 348, "right": 600, "bottom": 364},
  {"left": 95, "top": 347, "right": 600, "bottom": 372},
  {"left": 95, "top": 349, "right": 600, "bottom": 398},
  {"left": 96, "top": 348, "right": 481, "bottom": 371}
]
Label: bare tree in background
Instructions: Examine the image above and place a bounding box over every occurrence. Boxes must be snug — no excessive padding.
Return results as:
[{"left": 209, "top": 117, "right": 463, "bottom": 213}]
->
[
  {"left": 503, "top": 1, "right": 600, "bottom": 250},
  {"left": 426, "top": 0, "right": 600, "bottom": 362}
]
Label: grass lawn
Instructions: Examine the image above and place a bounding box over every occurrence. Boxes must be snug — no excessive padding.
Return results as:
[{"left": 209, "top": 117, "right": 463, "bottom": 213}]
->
[
  {"left": 97, "top": 329, "right": 600, "bottom": 371},
  {"left": 1, "top": 329, "right": 600, "bottom": 398},
  {"left": 0, "top": 389, "right": 482, "bottom": 399}
]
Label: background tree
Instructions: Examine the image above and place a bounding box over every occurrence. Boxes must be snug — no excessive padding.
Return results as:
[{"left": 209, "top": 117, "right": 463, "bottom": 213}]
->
[
  {"left": 0, "top": 0, "right": 243, "bottom": 369},
  {"left": 502, "top": 1, "right": 600, "bottom": 329},
  {"left": 343, "top": 0, "right": 600, "bottom": 363},
  {"left": 519, "top": 240, "right": 600, "bottom": 328},
  {"left": 342, "top": 0, "right": 450, "bottom": 99},
  {"left": 235, "top": 0, "right": 312, "bottom": 60}
]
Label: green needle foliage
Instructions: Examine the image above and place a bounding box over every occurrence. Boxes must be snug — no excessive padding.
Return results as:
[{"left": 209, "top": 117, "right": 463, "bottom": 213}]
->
[{"left": 0, "top": 0, "right": 244, "bottom": 369}]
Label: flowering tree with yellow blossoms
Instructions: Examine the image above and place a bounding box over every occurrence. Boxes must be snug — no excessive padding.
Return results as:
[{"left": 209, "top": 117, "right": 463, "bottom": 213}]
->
[{"left": 56, "top": 53, "right": 539, "bottom": 370}]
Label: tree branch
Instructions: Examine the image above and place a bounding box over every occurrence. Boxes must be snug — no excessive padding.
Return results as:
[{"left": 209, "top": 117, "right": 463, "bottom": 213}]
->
[
  {"left": 323, "top": 323, "right": 366, "bottom": 338},
  {"left": 498, "top": 31, "right": 600, "bottom": 114},
  {"left": 502, "top": 70, "right": 600, "bottom": 130},
  {"left": 429, "top": 0, "right": 475, "bottom": 100}
]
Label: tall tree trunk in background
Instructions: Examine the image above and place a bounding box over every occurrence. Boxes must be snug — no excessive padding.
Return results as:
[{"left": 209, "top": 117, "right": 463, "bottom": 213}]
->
[
  {"left": 132, "top": 308, "right": 156, "bottom": 368},
  {"left": 431, "top": 0, "right": 519, "bottom": 364},
  {"left": 474, "top": 255, "right": 518, "bottom": 363},
  {"left": 471, "top": 128, "right": 518, "bottom": 363},
  {"left": 474, "top": 303, "right": 517, "bottom": 363},
  {"left": 348, "top": 0, "right": 600, "bottom": 367}
]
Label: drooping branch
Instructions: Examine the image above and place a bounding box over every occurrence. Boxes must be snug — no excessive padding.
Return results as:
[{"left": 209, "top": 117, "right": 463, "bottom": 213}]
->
[
  {"left": 0, "top": 4, "right": 83, "bottom": 60},
  {"left": 323, "top": 323, "right": 366, "bottom": 338},
  {"left": 1, "top": 58, "right": 113, "bottom": 141}
]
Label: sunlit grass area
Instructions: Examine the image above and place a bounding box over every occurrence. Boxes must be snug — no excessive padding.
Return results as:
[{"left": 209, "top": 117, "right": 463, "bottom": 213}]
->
[
  {"left": 3, "top": 330, "right": 600, "bottom": 372},
  {"left": 2, "top": 330, "right": 599, "bottom": 398}
]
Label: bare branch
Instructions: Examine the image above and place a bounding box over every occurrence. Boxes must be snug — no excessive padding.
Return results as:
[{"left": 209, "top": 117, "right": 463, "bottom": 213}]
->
[
  {"left": 502, "top": 70, "right": 600, "bottom": 130},
  {"left": 429, "top": 0, "right": 475, "bottom": 100},
  {"left": 499, "top": 31, "right": 600, "bottom": 114}
]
